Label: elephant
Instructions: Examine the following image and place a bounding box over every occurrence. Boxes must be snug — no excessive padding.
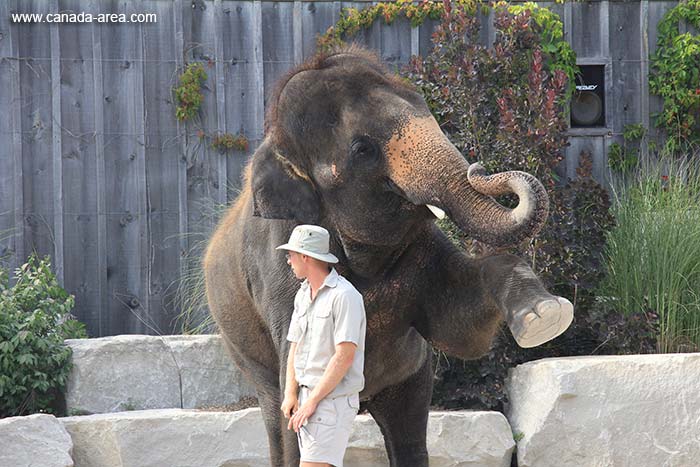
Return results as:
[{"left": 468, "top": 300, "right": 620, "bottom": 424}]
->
[{"left": 203, "top": 45, "right": 573, "bottom": 466}]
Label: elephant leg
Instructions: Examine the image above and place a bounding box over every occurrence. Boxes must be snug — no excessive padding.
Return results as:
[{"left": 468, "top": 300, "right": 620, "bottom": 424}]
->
[
  {"left": 219, "top": 335, "right": 288, "bottom": 466},
  {"left": 479, "top": 253, "right": 574, "bottom": 348},
  {"left": 278, "top": 343, "right": 301, "bottom": 467},
  {"left": 364, "top": 350, "right": 433, "bottom": 467}
]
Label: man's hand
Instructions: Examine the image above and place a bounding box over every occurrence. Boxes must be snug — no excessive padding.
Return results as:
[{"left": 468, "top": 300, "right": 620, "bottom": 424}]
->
[
  {"left": 280, "top": 393, "right": 299, "bottom": 420},
  {"left": 288, "top": 397, "right": 319, "bottom": 432}
]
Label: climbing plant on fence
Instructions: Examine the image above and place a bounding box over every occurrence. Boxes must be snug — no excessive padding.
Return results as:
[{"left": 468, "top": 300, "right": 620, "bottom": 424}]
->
[
  {"left": 649, "top": 0, "right": 700, "bottom": 155},
  {"left": 173, "top": 62, "right": 249, "bottom": 156}
]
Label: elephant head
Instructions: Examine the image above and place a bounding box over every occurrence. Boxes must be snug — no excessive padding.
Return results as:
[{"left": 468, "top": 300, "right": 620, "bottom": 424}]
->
[{"left": 251, "top": 46, "right": 549, "bottom": 260}]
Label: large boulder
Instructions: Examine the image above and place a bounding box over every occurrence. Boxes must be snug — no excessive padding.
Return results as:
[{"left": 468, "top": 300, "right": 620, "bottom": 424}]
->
[
  {"left": 61, "top": 409, "right": 268, "bottom": 467},
  {"left": 64, "top": 335, "right": 255, "bottom": 414},
  {"left": 60, "top": 409, "right": 514, "bottom": 467},
  {"left": 507, "top": 354, "right": 700, "bottom": 467},
  {"left": 165, "top": 335, "right": 256, "bottom": 409},
  {"left": 0, "top": 414, "right": 74, "bottom": 467},
  {"left": 65, "top": 335, "right": 181, "bottom": 413}
]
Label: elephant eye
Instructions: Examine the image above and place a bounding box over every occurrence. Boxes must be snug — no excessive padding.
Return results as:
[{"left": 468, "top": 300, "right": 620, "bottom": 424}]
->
[{"left": 350, "top": 136, "right": 377, "bottom": 158}]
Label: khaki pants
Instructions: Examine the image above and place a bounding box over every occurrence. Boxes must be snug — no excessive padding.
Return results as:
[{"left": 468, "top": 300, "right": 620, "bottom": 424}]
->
[{"left": 297, "top": 386, "right": 360, "bottom": 467}]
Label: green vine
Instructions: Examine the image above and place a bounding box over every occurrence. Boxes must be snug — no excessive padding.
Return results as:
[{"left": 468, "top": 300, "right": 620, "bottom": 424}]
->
[
  {"left": 175, "top": 63, "right": 207, "bottom": 121},
  {"left": 317, "top": 0, "right": 457, "bottom": 51},
  {"left": 649, "top": 0, "right": 700, "bottom": 154},
  {"left": 317, "top": 1, "right": 576, "bottom": 93},
  {"left": 175, "top": 64, "right": 249, "bottom": 155}
]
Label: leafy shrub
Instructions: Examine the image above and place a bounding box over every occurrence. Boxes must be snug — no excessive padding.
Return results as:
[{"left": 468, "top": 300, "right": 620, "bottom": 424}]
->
[
  {"left": 174, "top": 63, "right": 207, "bottom": 122},
  {"left": 0, "top": 255, "right": 87, "bottom": 418}
]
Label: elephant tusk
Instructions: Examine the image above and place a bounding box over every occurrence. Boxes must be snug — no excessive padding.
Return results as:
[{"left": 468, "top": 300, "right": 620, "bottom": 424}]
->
[{"left": 426, "top": 204, "right": 446, "bottom": 219}]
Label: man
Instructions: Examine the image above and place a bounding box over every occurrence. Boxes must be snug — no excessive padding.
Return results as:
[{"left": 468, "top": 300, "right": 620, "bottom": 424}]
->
[{"left": 277, "top": 224, "right": 367, "bottom": 467}]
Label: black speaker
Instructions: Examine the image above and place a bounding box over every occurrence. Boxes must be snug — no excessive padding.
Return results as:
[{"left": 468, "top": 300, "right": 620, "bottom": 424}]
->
[{"left": 571, "top": 65, "right": 606, "bottom": 128}]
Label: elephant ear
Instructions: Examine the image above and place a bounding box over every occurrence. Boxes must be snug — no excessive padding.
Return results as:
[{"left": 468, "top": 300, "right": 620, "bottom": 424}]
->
[{"left": 250, "top": 141, "right": 320, "bottom": 223}]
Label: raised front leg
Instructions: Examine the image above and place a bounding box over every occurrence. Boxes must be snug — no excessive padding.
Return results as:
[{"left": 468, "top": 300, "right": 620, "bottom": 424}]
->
[
  {"left": 479, "top": 254, "right": 573, "bottom": 348},
  {"left": 364, "top": 350, "right": 433, "bottom": 467},
  {"left": 416, "top": 232, "right": 573, "bottom": 358}
]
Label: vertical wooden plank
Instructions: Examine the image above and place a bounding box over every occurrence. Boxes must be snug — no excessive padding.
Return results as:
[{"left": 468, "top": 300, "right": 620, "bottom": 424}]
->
[
  {"left": 293, "top": 0, "right": 303, "bottom": 65},
  {"left": 640, "top": 0, "right": 650, "bottom": 141},
  {"left": 0, "top": 0, "right": 22, "bottom": 272},
  {"left": 410, "top": 20, "right": 419, "bottom": 59},
  {"left": 187, "top": 0, "right": 221, "bottom": 244},
  {"left": 301, "top": 1, "right": 340, "bottom": 59},
  {"left": 174, "top": 0, "right": 189, "bottom": 314},
  {"left": 223, "top": 1, "right": 263, "bottom": 196},
  {"left": 89, "top": 1, "right": 107, "bottom": 337},
  {"left": 100, "top": 0, "right": 150, "bottom": 335},
  {"left": 569, "top": 1, "right": 603, "bottom": 58},
  {"left": 380, "top": 16, "right": 413, "bottom": 69},
  {"left": 214, "top": 0, "right": 227, "bottom": 205},
  {"left": 56, "top": 0, "right": 102, "bottom": 336},
  {"left": 566, "top": 136, "right": 607, "bottom": 185},
  {"left": 49, "top": 0, "right": 64, "bottom": 285},
  {"left": 134, "top": 5, "right": 151, "bottom": 335},
  {"left": 141, "top": 0, "right": 186, "bottom": 335},
  {"left": 563, "top": 0, "right": 572, "bottom": 48},
  {"left": 609, "top": 0, "right": 641, "bottom": 134},
  {"left": 17, "top": 0, "right": 54, "bottom": 266},
  {"left": 418, "top": 18, "right": 439, "bottom": 57},
  {"left": 262, "top": 1, "right": 295, "bottom": 106}
]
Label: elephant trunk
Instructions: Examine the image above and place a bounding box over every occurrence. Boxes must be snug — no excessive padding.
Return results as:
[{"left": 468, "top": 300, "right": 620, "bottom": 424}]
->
[{"left": 384, "top": 115, "right": 549, "bottom": 247}]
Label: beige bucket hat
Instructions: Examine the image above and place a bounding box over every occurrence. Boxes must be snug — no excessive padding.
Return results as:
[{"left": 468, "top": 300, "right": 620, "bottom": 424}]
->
[{"left": 276, "top": 225, "right": 339, "bottom": 264}]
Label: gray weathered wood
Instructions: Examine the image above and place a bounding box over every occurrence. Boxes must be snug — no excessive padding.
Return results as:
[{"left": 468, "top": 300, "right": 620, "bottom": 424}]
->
[
  {"left": 91, "top": 0, "right": 107, "bottom": 337},
  {"left": 0, "top": 0, "right": 21, "bottom": 273},
  {"left": 141, "top": 0, "right": 186, "bottom": 335},
  {"left": 301, "top": 1, "right": 341, "bottom": 59},
  {"left": 17, "top": 0, "right": 54, "bottom": 266},
  {"left": 57, "top": 0, "right": 102, "bottom": 336},
  {"left": 50, "top": 0, "right": 64, "bottom": 286},
  {"left": 174, "top": 0, "right": 189, "bottom": 310},
  {"left": 214, "top": 0, "right": 228, "bottom": 206}
]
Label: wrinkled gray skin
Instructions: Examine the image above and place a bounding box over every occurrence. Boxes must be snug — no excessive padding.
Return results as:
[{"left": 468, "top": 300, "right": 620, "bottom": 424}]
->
[{"left": 204, "top": 47, "right": 556, "bottom": 466}]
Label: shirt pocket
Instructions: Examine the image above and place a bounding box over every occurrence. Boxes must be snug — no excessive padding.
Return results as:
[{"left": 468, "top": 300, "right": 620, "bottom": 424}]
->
[{"left": 311, "top": 305, "right": 333, "bottom": 341}]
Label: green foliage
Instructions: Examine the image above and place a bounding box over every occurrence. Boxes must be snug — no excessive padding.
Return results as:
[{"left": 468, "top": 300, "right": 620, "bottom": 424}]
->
[
  {"left": 601, "top": 155, "right": 700, "bottom": 353},
  {"left": 649, "top": 0, "right": 700, "bottom": 154},
  {"left": 405, "top": 0, "right": 573, "bottom": 183},
  {"left": 317, "top": 0, "right": 458, "bottom": 51},
  {"left": 317, "top": 0, "right": 577, "bottom": 98},
  {"left": 175, "top": 63, "right": 207, "bottom": 122},
  {"left": 503, "top": 1, "right": 578, "bottom": 98},
  {"left": 211, "top": 132, "right": 250, "bottom": 154},
  {"left": 0, "top": 255, "right": 87, "bottom": 418},
  {"left": 608, "top": 124, "right": 647, "bottom": 174}
]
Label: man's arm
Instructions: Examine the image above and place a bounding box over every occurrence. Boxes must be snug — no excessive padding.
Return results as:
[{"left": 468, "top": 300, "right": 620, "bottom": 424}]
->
[
  {"left": 281, "top": 342, "right": 299, "bottom": 419},
  {"left": 288, "top": 342, "right": 356, "bottom": 431}
]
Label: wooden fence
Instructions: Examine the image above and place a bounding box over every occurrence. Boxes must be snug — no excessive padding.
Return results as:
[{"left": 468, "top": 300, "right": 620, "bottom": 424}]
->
[{"left": 0, "top": 0, "right": 682, "bottom": 336}]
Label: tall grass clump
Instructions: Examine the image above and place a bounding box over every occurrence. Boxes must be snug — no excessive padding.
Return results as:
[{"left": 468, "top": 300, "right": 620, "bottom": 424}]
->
[{"left": 602, "top": 155, "right": 700, "bottom": 353}]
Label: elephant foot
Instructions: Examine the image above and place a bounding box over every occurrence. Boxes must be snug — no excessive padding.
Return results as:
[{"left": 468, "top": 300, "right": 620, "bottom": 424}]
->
[{"left": 508, "top": 297, "right": 574, "bottom": 348}]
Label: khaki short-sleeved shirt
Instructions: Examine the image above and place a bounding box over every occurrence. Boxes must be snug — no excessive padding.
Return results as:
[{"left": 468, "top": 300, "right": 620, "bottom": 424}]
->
[{"left": 286, "top": 268, "right": 366, "bottom": 398}]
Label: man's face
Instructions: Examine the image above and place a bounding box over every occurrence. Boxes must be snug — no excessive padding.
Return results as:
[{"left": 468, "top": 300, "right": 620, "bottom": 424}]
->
[{"left": 286, "top": 251, "right": 307, "bottom": 279}]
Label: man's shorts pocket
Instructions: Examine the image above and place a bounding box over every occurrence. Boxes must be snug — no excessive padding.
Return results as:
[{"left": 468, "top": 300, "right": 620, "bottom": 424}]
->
[
  {"left": 310, "top": 398, "right": 337, "bottom": 426},
  {"left": 346, "top": 394, "right": 360, "bottom": 412}
]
